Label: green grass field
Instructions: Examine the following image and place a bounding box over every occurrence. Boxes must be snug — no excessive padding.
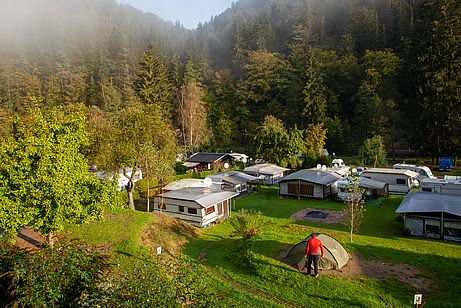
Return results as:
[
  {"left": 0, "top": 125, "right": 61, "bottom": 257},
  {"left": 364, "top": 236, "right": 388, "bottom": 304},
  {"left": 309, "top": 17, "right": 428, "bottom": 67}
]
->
[
  {"left": 62, "top": 188, "right": 461, "bottom": 307},
  {"left": 184, "top": 187, "right": 461, "bottom": 307}
]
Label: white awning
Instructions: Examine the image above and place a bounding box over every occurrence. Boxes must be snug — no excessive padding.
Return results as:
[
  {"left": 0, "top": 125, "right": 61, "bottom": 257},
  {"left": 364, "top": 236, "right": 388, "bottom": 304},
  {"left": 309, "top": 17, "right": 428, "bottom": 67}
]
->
[{"left": 183, "top": 162, "right": 200, "bottom": 168}]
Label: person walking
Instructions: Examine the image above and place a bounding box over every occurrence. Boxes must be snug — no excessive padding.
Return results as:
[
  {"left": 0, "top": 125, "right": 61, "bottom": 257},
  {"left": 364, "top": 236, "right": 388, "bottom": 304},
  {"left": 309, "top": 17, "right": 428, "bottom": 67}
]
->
[{"left": 304, "top": 233, "right": 324, "bottom": 277}]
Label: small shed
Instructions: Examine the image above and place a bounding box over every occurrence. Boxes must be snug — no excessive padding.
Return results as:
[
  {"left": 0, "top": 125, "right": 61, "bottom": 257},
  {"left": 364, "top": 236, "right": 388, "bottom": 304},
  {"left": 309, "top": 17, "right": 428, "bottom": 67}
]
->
[
  {"left": 206, "top": 171, "right": 257, "bottom": 194},
  {"left": 243, "top": 163, "right": 290, "bottom": 185},
  {"left": 279, "top": 169, "right": 342, "bottom": 199},
  {"left": 154, "top": 187, "right": 238, "bottom": 227},
  {"left": 396, "top": 191, "right": 461, "bottom": 241},
  {"left": 184, "top": 152, "right": 235, "bottom": 171}
]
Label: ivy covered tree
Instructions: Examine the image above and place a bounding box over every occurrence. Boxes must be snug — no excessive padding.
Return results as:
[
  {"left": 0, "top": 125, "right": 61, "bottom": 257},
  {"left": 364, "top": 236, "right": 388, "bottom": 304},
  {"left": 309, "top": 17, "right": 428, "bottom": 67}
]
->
[{"left": 0, "top": 104, "right": 115, "bottom": 242}]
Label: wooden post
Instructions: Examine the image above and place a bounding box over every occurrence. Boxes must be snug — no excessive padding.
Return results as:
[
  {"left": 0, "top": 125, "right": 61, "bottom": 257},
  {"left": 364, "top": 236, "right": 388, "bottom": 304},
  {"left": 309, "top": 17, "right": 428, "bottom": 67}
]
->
[{"left": 441, "top": 212, "right": 444, "bottom": 240}]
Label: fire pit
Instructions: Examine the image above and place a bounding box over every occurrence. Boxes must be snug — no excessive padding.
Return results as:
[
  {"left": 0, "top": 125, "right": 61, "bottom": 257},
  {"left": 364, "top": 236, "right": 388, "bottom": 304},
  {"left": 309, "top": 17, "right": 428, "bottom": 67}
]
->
[{"left": 304, "top": 210, "right": 329, "bottom": 219}]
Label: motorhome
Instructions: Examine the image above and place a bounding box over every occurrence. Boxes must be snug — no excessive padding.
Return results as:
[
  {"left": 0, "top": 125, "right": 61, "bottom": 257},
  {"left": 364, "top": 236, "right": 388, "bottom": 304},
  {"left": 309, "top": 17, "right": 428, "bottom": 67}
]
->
[
  {"left": 393, "top": 163, "right": 436, "bottom": 179},
  {"left": 420, "top": 178, "right": 461, "bottom": 195},
  {"left": 361, "top": 168, "right": 419, "bottom": 194}
]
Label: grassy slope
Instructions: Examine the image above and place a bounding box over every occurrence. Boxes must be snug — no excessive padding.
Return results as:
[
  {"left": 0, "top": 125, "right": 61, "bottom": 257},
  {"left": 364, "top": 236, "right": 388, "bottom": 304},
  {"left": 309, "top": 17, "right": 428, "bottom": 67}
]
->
[
  {"left": 63, "top": 208, "right": 273, "bottom": 307},
  {"left": 184, "top": 187, "right": 461, "bottom": 307}
]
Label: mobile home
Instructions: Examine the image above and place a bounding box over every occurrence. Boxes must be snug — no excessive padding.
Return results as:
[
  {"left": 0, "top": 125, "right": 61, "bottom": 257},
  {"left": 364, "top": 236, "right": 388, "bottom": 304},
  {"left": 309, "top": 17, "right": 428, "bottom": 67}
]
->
[
  {"left": 361, "top": 168, "right": 418, "bottom": 194},
  {"left": 279, "top": 169, "right": 342, "bottom": 200},
  {"left": 205, "top": 171, "right": 256, "bottom": 194},
  {"left": 393, "top": 163, "right": 436, "bottom": 179},
  {"left": 153, "top": 187, "right": 238, "bottom": 227},
  {"left": 420, "top": 178, "right": 461, "bottom": 195},
  {"left": 396, "top": 191, "right": 461, "bottom": 242},
  {"left": 244, "top": 163, "right": 290, "bottom": 185},
  {"left": 337, "top": 177, "right": 389, "bottom": 201}
]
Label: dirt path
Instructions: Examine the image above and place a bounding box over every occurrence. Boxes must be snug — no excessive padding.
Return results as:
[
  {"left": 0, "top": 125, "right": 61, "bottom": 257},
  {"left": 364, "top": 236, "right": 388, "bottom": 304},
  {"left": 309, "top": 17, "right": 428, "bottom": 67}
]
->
[
  {"left": 322, "top": 254, "right": 433, "bottom": 293},
  {"left": 199, "top": 243, "right": 298, "bottom": 308}
]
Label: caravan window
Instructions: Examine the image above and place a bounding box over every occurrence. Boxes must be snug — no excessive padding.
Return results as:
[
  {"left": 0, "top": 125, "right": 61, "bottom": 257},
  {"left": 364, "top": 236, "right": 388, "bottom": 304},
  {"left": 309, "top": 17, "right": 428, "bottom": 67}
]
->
[
  {"left": 188, "top": 208, "right": 198, "bottom": 215},
  {"left": 396, "top": 178, "right": 406, "bottom": 185},
  {"left": 178, "top": 206, "right": 184, "bottom": 212},
  {"left": 421, "top": 187, "right": 432, "bottom": 192},
  {"left": 205, "top": 206, "right": 215, "bottom": 215}
]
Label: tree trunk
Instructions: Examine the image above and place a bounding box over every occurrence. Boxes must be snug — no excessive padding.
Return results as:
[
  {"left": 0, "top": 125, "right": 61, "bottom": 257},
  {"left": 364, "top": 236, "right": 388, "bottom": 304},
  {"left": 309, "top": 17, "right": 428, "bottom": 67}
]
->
[
  {"left": 147, "top": 178, "right": 150, "bottom": 213},
  {"left": 46, "top": 232, "right": 56, "bottom": 246},
  {"left": 123, "top": 167, "right": 137, "bottom": 210},
  {"left": 127, "top": 185, "right": 135, "bottom": 210}
]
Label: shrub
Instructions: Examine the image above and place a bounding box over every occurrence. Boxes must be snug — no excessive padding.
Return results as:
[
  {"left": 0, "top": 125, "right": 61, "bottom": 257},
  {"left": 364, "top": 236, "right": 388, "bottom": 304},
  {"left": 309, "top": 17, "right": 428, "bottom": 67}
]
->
[
  {"left": 229, "top": 209, "right": 265, "bottom": 239},
  {"left": 0, "top": 240, "right": 108, "bottom": 307},
  {"left": 81, "top": 256, "right": 218, "bottom": 307}
]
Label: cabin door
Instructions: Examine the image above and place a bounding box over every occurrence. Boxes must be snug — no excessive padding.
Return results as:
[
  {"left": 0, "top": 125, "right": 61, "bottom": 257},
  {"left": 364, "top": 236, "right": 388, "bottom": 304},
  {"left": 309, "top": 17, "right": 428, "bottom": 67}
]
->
[{"left": 217, "top": 202, "right": 223, "bottom": 215}]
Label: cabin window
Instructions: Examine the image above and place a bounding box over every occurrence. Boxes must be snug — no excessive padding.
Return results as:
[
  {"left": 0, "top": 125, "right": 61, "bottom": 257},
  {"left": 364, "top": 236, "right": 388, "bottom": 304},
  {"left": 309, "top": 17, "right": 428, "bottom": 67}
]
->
[
  {"left": 396, "top": 178, "right": 407, "bottom": 185},
  {"left": 300, "top": 184, "right": 314, "bottom": 196},
  {"left": 223, "top": 199, "right": 228, "bottom": 207},
  {"left": 188, "top": 208, "right": 198, "bottom": 215},
  {"left": 287, "top": 183, "right": 298, "bottom": 194},
  {"left": 178, "top": 206, "right": 185, "bottom": 212},
  {"left": 205, "top": 206, "right": 215, "bottom": 215},
  {"left": 421, "top": 187, "right": 432, "bottom": 192}
]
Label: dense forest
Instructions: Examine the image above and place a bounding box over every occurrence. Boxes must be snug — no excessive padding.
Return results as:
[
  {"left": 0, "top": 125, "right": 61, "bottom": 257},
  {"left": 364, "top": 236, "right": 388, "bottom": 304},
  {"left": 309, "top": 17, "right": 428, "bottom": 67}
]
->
[{"left": 0, "top": 0, "right": 459, "bottom": 165}]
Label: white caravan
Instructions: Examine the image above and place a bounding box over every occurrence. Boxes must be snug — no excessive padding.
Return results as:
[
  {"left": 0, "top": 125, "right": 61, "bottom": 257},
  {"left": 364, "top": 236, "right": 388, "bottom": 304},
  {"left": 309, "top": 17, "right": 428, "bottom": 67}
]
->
[
  {"left": 361, "top": 168, "right": 419, "bottom": 194},
  {"left": 420, "top": 178, "right": 461, "bottom": 195},
  {"left": 393, "top": 163, "right": 436, "bottom": 179}
]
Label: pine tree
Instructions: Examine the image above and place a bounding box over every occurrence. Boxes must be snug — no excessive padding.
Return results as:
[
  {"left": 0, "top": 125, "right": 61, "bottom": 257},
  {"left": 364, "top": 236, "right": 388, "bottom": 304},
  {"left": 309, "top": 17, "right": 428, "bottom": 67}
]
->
[{"left": 135, "top": 44, "right": 173, "bottom": 114}]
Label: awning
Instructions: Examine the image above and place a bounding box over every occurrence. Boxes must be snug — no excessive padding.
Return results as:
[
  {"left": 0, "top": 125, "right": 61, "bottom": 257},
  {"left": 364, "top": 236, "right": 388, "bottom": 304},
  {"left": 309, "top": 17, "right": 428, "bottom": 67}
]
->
[{"left": 183, "top": 162, "right": 200, "bottom": 168}]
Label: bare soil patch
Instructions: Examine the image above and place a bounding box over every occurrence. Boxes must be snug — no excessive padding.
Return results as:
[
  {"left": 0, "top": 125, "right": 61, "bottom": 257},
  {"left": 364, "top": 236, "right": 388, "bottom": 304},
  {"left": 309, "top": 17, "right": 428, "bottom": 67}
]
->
[
  {"left": 290, "top": 208, "right": 345, "bottom": 225},
  {"left": 322, "top": 254, "right": 432, "bottom": 293},
  {"left": 14, "top": 227, "right": 45, "bottom": 251}
]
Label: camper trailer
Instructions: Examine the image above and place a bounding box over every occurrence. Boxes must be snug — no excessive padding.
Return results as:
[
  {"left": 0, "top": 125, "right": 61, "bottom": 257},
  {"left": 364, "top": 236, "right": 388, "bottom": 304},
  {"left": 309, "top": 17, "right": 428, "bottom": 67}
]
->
[
  {"left": 420, "top": 178, "right": 461, "bottom": 195},
  {"left": 361, "top": 168, "right": 418, "bottom": 194},
  {"left": 337, "top": 177, "right": 389, "bottom": 201},
  {"left": 393, "top": 163, "right": 436, "bottom": 179}
]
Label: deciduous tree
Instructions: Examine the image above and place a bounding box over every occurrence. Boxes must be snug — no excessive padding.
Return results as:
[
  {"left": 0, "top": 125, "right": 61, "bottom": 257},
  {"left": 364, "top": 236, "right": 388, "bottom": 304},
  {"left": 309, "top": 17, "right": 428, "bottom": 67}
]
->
[{"left": 0, "top": 105, "right": 114, "bottom": 241}]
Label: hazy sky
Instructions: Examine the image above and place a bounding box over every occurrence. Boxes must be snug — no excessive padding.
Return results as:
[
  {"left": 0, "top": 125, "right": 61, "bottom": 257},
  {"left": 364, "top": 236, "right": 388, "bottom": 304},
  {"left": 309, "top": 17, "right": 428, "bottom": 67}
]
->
[{"left": 117, "top": 0, "right": 235, "bottom": 29}]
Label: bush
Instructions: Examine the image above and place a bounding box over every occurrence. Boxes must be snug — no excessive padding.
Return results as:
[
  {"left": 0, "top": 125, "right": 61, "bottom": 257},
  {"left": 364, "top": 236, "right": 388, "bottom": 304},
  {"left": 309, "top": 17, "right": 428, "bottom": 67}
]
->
[
  {"left": 81, "top": 256, "right": 218, "bottom": 307},
  {"left": 228, "top": 209, "right": 267, "bottom": 272},
  {"left": 229, "top": 209, "right": 266, "bottom": 239},
  {"left": 0, "top": 240, "right": 108, "bottom": 307}
]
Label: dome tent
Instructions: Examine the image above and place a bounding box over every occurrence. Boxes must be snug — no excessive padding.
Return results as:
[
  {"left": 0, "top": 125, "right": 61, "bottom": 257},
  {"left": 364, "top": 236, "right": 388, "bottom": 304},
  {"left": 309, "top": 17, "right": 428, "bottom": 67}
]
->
[{"left": 286, "top": 234, "right": 349, "bottom": 270}]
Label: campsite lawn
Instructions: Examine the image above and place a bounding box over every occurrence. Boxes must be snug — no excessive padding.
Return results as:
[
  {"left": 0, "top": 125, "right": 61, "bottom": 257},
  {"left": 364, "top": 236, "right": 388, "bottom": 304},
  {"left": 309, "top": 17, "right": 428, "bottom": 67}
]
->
[
  {"left": 184, "top": 187, "right": 461, "bottom": 307},
  {"left": 63, "top": 208, "right": 274, "bottom": 307}
]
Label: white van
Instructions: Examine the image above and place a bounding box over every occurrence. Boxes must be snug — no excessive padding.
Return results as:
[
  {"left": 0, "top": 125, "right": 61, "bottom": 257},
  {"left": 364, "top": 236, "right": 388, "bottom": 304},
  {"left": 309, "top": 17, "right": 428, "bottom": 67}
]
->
[{"left": 393, "top": 164, "right": 436, "bottom": 179}]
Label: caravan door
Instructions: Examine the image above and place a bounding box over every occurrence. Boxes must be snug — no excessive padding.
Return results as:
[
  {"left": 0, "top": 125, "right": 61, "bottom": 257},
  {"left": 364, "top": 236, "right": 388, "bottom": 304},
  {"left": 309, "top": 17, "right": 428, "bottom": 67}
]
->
[{"left": 434, "top": 185, "right": 442, "bottom": 193}]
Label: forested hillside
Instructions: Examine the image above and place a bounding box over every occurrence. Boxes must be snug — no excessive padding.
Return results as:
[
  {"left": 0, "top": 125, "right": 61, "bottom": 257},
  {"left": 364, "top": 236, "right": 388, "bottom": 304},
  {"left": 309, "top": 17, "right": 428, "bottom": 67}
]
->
[{"left": 0, "top": 0, "right": 459, "bottom": 165}]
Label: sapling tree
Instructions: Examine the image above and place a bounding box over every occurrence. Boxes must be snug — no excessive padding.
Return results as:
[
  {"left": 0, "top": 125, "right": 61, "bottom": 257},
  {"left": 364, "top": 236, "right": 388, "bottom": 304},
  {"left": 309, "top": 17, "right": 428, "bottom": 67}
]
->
[{"left": 342, "top": 173, "right": 366, "bottom": 243}]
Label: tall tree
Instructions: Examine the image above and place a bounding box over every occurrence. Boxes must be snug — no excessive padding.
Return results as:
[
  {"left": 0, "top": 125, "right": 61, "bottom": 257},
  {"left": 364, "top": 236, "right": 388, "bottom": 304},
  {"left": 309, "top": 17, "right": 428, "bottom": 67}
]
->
[
  {"left": 0, "top": 104, "right": 114, "bottom": 242},
  {"left": 416, "top": 0, "right": 461, "bottom": 158},
  {"left": 87, "top": 104, "right": 177, "bottom": 209},
  {"left": 135, "top": 44, "right": 173, "bottom": 113},
  {"left": 177, "top": 82, "right": 210, "bottom": 153},
  {"left": 358, "top": 135, "right": 387, "bottom": 167}
]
